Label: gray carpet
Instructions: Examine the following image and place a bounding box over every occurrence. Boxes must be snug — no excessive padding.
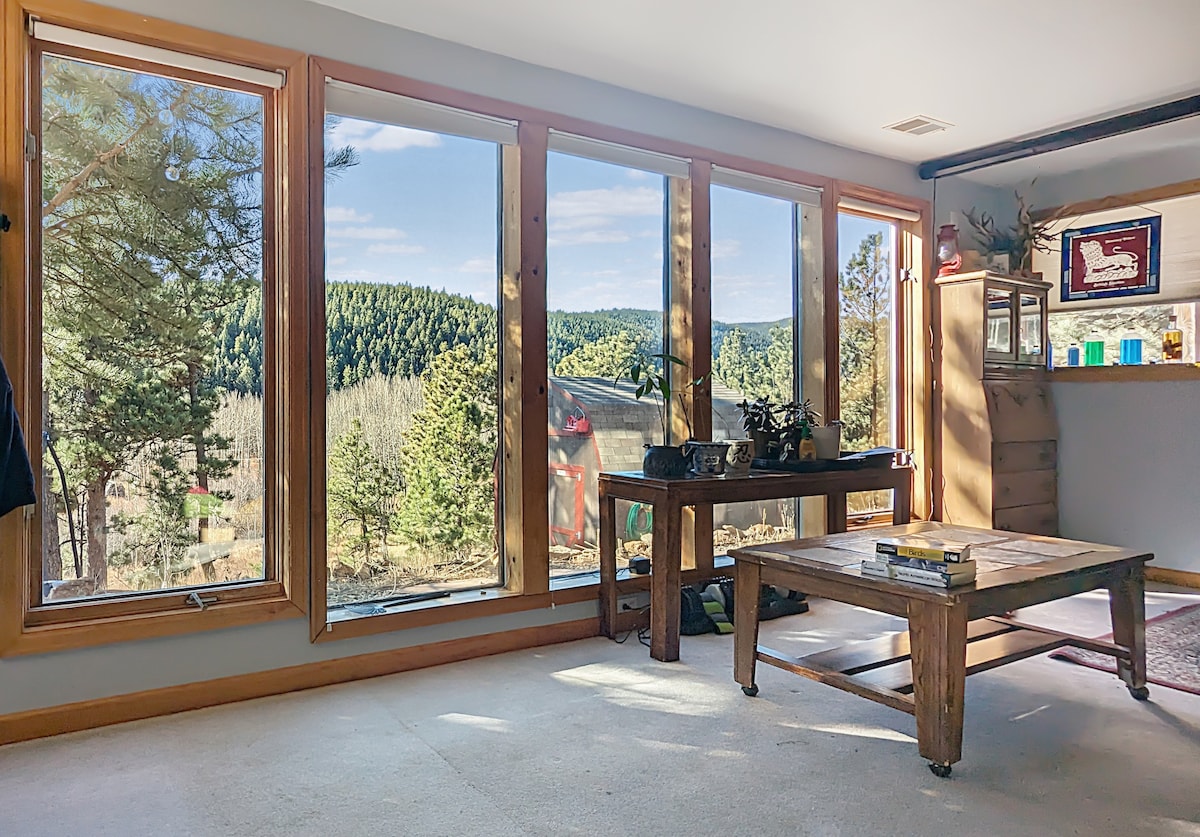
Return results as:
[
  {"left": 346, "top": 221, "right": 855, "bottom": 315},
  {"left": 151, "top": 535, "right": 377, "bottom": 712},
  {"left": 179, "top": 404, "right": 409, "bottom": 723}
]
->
[{"left": 1, "top": 590, "right": 1199, "bottom": 837}]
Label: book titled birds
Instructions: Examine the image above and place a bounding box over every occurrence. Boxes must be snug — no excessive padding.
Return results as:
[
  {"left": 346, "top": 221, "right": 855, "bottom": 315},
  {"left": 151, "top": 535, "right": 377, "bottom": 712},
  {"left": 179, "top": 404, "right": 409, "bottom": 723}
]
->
[{"left": 863, "top": 536, "right": 976, "bottom": 588}]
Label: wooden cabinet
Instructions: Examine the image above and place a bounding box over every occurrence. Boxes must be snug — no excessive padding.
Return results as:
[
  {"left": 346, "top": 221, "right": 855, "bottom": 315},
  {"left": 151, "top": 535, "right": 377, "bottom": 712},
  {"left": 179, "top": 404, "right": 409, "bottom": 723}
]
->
[{"left": 937, "top": 272, "right": 1058, "bottom": 536}]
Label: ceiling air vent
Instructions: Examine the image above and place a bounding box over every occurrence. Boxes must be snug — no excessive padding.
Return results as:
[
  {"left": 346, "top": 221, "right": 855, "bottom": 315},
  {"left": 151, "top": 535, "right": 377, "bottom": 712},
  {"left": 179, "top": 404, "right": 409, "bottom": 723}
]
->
[{"left": 885, "top": 115, "right": 952, "bottom": 136}]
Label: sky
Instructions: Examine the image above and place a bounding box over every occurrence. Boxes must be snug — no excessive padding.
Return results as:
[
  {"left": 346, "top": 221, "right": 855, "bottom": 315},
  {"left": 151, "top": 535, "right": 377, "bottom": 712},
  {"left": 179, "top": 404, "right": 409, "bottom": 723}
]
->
[{"left": 325, "top": 116, "right": 892, "bottom": 325}]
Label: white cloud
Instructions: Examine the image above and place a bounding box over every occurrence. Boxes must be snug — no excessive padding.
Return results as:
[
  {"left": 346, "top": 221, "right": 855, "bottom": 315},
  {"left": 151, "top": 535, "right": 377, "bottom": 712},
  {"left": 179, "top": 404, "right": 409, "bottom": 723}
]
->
[
  {"left": 367, "top": 243, "right": 426, "bottom": 255},
  {"left": 549, "top": 186, "right": 661, "bottom": 220},
  {"left": 327, "top": 226, "right": 407, "bottom": 241},
  {"left": 712, "top": 238, "right": 742, "bottom": 259},
  {"left": 625, "top": 169, "right": 652, "bottom": 181},
  {"left": 329, "top": 118, "right": 442, "bottom": 152},
  {"left": 546, "top": 185, "right": 661, "bottom": 248},
  {"left": 548, "top": 229, "right": 631, "bottom": 247},
  {"left": 459, "top": 258, "right": 495, "bottom": 273},
  {"left": 327, "top": 256, "right": 349, "bottom": 267},
  {"left": 326, "top": 206, "right": 373, "bottom": 224}
]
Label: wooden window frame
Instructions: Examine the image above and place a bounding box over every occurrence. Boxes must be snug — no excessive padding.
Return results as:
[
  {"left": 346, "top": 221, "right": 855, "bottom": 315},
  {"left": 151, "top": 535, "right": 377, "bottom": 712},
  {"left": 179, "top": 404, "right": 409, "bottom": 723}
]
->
[
  {"left": 0, "top": 0, "right": 308, "bottom": 657},
  {"left": 834, "top": 185, "right": 934, "bottom": 523}
]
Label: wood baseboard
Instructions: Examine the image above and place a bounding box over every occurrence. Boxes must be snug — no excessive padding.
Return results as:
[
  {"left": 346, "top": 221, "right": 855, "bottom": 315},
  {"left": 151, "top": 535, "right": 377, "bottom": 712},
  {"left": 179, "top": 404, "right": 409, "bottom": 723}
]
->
[
  {"left": 0, "top": 617, "right": 599, "bottom": 746},
  {"left": 1146, "top": 567, "right": 1200, "bottom": 590}
]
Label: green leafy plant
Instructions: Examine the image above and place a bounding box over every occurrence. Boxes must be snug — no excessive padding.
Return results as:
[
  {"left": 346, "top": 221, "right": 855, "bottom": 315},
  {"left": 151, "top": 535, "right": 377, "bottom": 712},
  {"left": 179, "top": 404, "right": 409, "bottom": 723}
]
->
[{"left": 619, "top": 352, "right": 707, "bottom": 444}]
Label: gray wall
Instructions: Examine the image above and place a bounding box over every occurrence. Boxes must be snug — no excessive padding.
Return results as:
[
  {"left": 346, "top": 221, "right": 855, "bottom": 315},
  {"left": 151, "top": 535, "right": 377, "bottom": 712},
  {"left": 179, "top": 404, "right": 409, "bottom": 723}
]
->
[
  {"left": 1053, "top": 381, "right": 1200, "bottom": 574},
  {"left": 2, "top": 0, "right": 936, "bottom": 715}
]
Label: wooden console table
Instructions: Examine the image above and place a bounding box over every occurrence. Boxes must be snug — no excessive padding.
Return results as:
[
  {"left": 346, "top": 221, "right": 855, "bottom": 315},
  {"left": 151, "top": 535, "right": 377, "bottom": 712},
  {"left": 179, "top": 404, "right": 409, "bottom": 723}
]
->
[
  {"left": 598, "top": 465, "right": 913, "bottom": 662},
  {"left": 729, "top": 522, "right": 1151, "bottom": 776}
]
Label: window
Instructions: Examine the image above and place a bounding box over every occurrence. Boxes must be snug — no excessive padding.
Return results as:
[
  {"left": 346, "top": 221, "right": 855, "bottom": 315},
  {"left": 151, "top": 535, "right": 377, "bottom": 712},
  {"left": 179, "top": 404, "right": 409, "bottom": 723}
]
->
[
  {"left": 29, "top": 29, "right": 285, "bottom": 617},
  {"left": 544, "top": 135, "right": 676, "bottom": 580},
  {"left": 838, "top": 211, "right": 898, "bottom": 515},
  {"left": 320, "top": 81, "right": 511, "bottom": 619},
  {"left": 709, "top": 171, "right": 822, "bottom": 547}
]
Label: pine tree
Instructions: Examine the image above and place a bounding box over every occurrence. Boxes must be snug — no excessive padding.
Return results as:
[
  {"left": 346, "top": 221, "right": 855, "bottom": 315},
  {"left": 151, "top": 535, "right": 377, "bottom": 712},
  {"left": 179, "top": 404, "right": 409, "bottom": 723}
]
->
[
  {"left": 40, "top": 56, "right": 265, "bottom": 587},
  {"left": 397, "top": 345, "right": 498, "bottom": 555},
  {"left": 554, "top": 331, "right": 638, "bottom": 377},
  {"left": 838, "top": 233, "right": 892, "bottom": 450},
  {"left": 327, "top": 418, "right": 399, "bottom": 569}
]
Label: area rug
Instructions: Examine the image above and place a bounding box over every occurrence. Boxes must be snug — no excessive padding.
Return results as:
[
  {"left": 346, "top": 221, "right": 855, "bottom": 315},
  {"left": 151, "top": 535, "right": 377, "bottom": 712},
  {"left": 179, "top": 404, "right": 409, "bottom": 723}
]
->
[{"left": 1050, "top": 603, "right": 1200, "bottom": 697}]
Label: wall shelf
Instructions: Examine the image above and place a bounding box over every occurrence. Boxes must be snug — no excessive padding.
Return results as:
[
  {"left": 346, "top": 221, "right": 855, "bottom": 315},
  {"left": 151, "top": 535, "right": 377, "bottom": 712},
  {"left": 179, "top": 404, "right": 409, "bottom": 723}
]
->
[{"left": 1051, "top": 365, "right": 1200, "bottom": 383}]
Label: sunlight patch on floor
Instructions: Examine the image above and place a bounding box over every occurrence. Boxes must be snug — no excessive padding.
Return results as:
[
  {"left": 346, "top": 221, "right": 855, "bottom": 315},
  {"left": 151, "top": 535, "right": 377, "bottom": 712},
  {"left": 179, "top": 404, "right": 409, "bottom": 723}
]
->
[
  {"left": 779, "top": 720, "right": 916, "bottom": 743},
  {"left": 550, "top": 663, "right": 727, "bottom": 716},
  {"left": 435, "top": 712, "right": 512, "bottom": 733}
]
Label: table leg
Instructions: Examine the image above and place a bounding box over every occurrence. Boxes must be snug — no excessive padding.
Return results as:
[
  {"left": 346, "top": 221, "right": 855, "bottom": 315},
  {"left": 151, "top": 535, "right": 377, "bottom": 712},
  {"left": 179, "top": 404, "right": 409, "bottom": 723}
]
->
[
  {"left": 1108, "top": 564, "right": 1149, "bottom": 700},
  {"left": 908, "top": 599, "right": 968, "bottom": 775},
  {"left": 598, "top": 490, "right": 618, "bottom": 640},
  {"left": 892, "top": 469, "right": 912, "bottom": 524},
  {"left": 733, "top": 558, "right": 762, "bottom": 696},
  {"left": 826, "top": 492, "right": 848, "bottom": 534},
  {"left": 650, "top": 500, "right": 682, "bottom": 662}
]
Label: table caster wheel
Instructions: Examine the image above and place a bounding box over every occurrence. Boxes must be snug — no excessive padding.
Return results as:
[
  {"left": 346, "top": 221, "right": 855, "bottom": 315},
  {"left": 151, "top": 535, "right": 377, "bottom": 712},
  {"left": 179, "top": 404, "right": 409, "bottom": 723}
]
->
[
  {"left": 928, "top": 762, "right": 952, "bottom": 778},
  {"left": 741, "top": 684, "right": 759, "bottom": 697},
  {"left": 1128, "top": 685, "right": 1150, "bottom": 701}
]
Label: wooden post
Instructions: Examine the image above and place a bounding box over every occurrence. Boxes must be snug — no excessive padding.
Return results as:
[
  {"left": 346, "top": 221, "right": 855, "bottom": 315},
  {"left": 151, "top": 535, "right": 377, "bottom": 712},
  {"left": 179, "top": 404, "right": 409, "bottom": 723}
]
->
[
  {"left": 598, "top": 487, "right": 617, "bottom": 639},
  {"left": 670, "top": 164, "right": 713, "bottom": 574},
  {"left": 800, "top": 201, "right": 828, "bottom": 537},
  {"left": 500, "top": 124, "right": 549, "bottom": 595}
]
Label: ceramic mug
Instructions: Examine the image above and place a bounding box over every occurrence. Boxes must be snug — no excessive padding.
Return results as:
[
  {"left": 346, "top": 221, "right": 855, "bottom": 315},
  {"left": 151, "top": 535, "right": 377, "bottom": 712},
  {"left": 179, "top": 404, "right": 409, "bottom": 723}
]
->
[
  {"left": 722, "top": 439, "right": 755, "bottom": 475},
  {"left": 810, "top": 425, "right": 842, "bottom": 460},
  {"left": 686, "top": 441, "right": 730, "bottom": 475}
]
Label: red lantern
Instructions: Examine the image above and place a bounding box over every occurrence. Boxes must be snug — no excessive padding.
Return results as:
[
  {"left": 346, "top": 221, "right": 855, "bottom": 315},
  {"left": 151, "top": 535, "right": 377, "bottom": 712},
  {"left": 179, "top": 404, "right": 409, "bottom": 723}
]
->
[{"left": 936, "top": 224, "right": 962, "bottom": 277}]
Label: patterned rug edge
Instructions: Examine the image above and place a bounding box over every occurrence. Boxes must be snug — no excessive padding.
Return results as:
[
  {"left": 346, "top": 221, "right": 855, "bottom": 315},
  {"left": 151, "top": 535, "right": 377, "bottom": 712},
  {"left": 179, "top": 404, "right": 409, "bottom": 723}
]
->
[{"left": 1049, "top": 603, "right": 1200, "bottom": 697}]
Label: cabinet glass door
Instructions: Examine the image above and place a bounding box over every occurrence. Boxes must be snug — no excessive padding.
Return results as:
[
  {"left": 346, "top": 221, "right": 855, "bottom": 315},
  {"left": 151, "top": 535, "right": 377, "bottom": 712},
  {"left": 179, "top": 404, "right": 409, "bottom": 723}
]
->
[
  {"left": 985, "top": 285, "right": 1014, "bottom": 359},
  {"left": 1018, "top": 292, "right": 1044, "bottom": 364}
]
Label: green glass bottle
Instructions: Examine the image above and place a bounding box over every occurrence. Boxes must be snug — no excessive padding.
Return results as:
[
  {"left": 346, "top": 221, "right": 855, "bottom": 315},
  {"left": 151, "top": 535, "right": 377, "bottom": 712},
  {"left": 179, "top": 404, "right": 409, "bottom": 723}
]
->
[{"left": 1083, "top": 332, "right": 1106, "bottom": 366}]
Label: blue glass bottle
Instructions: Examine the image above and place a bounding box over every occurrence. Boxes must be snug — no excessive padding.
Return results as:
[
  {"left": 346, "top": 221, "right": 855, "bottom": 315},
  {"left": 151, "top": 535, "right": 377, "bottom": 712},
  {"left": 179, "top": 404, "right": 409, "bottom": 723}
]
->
[
  {"left": 1119, "top": 332, "right": 1143, "bottom": 366},
  {"left": 1066, "top": 343, "right": 1081, "bottom": 367}
]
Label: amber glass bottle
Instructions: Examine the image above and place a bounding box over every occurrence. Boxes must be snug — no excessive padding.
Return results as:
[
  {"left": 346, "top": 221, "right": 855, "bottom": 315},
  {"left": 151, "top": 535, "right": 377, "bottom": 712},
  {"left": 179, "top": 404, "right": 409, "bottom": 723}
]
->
[{"left": 1162, "top": 314, "right": 1183, "bottom": 362}]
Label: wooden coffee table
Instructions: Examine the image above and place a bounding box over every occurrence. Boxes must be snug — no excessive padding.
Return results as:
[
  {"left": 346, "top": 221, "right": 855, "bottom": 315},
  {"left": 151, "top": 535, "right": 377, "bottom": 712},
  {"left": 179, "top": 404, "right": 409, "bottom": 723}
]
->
[{"left": 729, "top": 522, "right": 1151, "bottom": 777}]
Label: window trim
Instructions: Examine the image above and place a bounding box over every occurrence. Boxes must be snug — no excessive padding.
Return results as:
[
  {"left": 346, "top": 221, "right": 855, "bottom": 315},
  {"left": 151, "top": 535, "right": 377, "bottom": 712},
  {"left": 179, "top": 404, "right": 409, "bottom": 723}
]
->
[{"left": 0, "top": 4, "right": 308, "bottom": 657}]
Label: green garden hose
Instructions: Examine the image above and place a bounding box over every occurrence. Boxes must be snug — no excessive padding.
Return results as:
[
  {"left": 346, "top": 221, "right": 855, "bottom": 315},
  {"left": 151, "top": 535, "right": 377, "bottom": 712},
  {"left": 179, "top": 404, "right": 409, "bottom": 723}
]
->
[{"left": 625, "top": 502, "right": 653, "bottom": 538}]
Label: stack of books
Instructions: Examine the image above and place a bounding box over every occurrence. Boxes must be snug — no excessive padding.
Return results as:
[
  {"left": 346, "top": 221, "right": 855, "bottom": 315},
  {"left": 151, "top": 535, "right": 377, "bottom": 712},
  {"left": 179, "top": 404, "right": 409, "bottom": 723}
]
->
[{"left": 860, "top": 535, "right": 976, "bottom": 588}]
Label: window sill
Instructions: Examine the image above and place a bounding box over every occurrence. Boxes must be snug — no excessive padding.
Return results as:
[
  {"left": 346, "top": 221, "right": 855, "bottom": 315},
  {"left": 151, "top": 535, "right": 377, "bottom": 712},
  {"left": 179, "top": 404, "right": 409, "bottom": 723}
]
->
[
  {"left": 313, "top": 584, "right": 598, "bottom": 643},
  {"left": 1, "top": 594, "right": 304, "bottom": 658},
  {"left": 1050, "top": 364, "right": 1200, "bottom": 383}
]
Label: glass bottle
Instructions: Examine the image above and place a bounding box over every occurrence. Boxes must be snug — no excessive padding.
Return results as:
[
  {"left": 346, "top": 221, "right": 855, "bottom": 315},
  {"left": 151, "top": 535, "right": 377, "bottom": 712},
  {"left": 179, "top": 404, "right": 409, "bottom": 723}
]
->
[
  {"left": 1118, "top": 332, "right": 1143, "bottom": 366},
  {"left": 1083, "top": 332, "right": 1106, "bottom": 366},
  {"left": 1066, "top": 343, "right": 1081, "bottom": 367},
  {"left": 1162, "top": 314, "right": 1183, "bottom": 362}
]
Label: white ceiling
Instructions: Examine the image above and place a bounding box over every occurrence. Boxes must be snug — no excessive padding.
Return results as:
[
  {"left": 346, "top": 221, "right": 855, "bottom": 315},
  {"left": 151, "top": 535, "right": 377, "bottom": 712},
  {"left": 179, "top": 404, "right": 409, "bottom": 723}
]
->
[{"left": 309, "top": 0, "right": 1200, "bottom": 173}]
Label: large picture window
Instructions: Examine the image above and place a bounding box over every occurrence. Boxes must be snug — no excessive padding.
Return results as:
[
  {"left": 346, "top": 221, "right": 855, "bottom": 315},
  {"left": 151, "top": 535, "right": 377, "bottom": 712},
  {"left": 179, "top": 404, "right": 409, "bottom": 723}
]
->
[
  {"left": 544, "top": 135, "right": 676, "bottom": 580},
  {"left": 321, "top": 81, "right": 511, "bottom": 619},
  {"left": 33, "top": 33, "right": 278, "bottom": 608}
]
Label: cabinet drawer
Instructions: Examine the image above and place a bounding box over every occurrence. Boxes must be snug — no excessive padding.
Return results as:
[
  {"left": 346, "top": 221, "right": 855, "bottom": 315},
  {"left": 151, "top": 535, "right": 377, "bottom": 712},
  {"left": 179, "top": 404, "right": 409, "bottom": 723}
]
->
[
  {"left": 992, "top": 441, "right": 1057, "bottom": 473},
  {"left": 993, "top": 470, "right": 1057, "bottom": 509},
  {"left": 993, "top": 502, "right": 1058, "bottom": 537},
  {"left": 985, "top": 382, "right": 1056, "bottom": 443}
]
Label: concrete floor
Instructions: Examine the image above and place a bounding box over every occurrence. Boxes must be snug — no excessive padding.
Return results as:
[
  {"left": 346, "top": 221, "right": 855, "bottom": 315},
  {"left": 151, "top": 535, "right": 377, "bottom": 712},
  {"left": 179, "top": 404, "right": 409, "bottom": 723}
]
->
[{"left": 2, "top": 588, "right": 1199, "bottom": 837}]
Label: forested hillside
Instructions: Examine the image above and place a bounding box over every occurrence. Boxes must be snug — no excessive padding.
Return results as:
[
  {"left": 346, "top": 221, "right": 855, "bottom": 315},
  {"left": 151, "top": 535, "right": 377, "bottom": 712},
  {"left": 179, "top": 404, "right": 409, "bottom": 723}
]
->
[{"left": 209, "top": 284, "right": 796, "bottom": 397}]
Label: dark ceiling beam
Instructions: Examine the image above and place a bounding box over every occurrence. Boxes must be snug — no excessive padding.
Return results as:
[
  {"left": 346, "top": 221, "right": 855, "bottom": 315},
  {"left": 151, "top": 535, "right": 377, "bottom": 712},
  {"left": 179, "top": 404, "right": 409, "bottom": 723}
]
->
[{"left": 917, "top": 93, "right": 1200, "bottom": 180}]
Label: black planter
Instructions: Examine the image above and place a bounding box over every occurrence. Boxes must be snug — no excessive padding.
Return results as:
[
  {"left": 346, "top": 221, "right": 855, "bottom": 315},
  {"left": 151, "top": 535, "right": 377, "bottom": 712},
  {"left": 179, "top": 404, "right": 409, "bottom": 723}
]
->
[{"left": 642, "top": 444, "right": 689, "bottom": 478}]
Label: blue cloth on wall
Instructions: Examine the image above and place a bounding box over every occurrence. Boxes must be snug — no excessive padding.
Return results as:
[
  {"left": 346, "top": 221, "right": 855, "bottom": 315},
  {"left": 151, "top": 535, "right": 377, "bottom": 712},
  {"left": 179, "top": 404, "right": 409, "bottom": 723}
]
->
[{"left": 0, "top": 354, "right": 36, "bottom": 518}]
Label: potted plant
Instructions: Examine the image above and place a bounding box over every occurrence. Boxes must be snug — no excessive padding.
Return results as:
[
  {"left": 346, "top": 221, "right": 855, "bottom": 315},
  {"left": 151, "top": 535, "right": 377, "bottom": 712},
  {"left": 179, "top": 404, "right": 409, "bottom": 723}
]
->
[
  {"left": 736, "top": 397, "right": 781, "bottom": 460},
  {"left": 619, "top": 352, "right": 716, "bottom": 478}
]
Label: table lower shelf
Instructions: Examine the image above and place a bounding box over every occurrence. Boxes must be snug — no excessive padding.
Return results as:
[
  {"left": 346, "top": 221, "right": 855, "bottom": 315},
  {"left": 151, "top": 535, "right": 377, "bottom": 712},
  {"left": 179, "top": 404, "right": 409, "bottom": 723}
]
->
[{"left": 755, "top": 617, "right": 1102, "bottom": 713}]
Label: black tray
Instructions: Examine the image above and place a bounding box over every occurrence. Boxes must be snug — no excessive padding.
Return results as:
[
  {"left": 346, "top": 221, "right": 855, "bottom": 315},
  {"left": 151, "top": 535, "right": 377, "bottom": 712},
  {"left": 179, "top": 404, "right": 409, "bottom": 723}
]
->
[
  {"left": 751, "top": 447, "right": 903, "bottom": 473},
  {"left": 751, "top": 457, "right": 866, "bottom": 473}
]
